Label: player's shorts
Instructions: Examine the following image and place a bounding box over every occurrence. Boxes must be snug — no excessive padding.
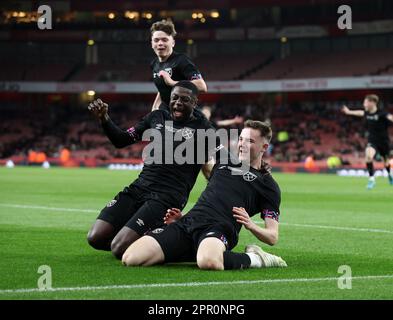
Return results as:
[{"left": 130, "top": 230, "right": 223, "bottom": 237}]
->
[
  {"left": 147, "top": 215, "right": 238, "bottom": 263},
  {"left": 97, "top": 184, "right": 175, "bottom": 236},
  {"left": 367, "top": 140, "right": 391, "bottom": 158}
]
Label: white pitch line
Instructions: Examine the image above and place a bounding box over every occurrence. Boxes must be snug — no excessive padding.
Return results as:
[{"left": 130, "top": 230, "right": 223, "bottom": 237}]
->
[
  {"left": 1, "top": 274, "right": 393, "bottom": 295},
  {"left": 254, "top": 221, "right": 393, "bottom": 234},
  {"left": 0, "top": 203, "right": 96, "bottom": 213},
  {"left": 1, "top": 203, "right": 393, "bottom": 234},
  {"left": 280, "top": 222, "right": 393, "bottom": 234}
]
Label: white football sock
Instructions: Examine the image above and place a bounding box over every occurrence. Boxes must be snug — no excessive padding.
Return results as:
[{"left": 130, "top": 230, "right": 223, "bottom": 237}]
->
[{"left": 246, "top": 252, "right": 262, "bottom": 268}]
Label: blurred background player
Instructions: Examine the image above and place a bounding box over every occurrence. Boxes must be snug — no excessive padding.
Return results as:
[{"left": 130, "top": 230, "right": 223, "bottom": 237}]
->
[
  {"left": 342, "top": 94, "right": 393, "bottom": 189},
  {"left": 122, "top": 120, "right": 287, "bottom": 270},
  {"left": 150, "top": 19, "right": 207, "bottom": 111}
]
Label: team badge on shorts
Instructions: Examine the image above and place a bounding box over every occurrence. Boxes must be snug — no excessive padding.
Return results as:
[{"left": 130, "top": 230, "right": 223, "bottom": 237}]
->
[
  {"left": 182, "top": 127, "right": 195, "bottom": 140},
  {"left": 106, "top": 200, "right": 117, "bottom": 207},
  {"left": 152, "top": 228, "right": 164, "bottom": 234},
  {"left": 243, "top": 171, "right": 257, "bottom": 182},
  {"left": 220, "top": 235, "right": 228, "bottom": 247}
]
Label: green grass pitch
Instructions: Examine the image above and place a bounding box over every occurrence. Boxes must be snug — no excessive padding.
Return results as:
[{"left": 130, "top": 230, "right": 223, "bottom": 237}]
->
[{"left": 0, "top": 167, "right": 392, "bottom": 300}]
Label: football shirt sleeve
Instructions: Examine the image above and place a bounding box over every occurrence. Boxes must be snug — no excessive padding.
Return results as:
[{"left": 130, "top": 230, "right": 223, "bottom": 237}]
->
[
  {"left": 178, "top": 55, "right": 203, "bottom": 81},
  {"left": 260, "top": 181, "right": 281, "bottom": 222}
]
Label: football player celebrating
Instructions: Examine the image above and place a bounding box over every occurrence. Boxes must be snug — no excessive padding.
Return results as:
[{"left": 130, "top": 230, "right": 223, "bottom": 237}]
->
[
  {"left": 87, "top": 81, "right": 218, "bottom": 259},
  {"left": 150, "top": 19, "right": 207, "bottom": 111},
  {"left": 122, "top": 120, "right": 287, "bottom": 270}
]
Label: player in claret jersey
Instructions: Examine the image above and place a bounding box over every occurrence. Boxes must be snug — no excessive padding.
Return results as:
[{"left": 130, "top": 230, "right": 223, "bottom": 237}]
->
[
  {"left": 122, "top": 120, "right": 287, "bottom": 270},
  {"left": 87, "top": 81, "right": 219, "bottom": 259},
  {"left": 342, "top": 94, "right": 393, "bottom": 189},
  {"left": 150, "top": 19, "right": 207, "bottom": 111}
]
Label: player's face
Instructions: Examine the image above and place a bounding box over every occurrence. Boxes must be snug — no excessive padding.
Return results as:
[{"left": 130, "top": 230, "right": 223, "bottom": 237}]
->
[
  {"left": 169, "top": 86, "right": 196, "bottom": 122},
  {"left": 363, "top": 98, "right": 375, "bottom": 112},
  {"left": 238, "top": 128, "right": 268, "bottom": 163},
  {"left": 151, "top": 31, "right": 175, "bottom": 59}
]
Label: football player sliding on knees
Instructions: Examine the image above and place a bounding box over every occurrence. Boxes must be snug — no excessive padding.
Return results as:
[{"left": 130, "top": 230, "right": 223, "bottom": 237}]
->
[
  {"left": 122, "top": 120, "right": 287, "bottom": 270},
  {"left": 86, "top": 81, "right": 219, "bottom": 260}
]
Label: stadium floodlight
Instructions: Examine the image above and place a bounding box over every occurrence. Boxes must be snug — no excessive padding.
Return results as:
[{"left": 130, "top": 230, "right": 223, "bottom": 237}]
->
[{"left": 211, "top": 11, "right": 220, "bottom": 18}]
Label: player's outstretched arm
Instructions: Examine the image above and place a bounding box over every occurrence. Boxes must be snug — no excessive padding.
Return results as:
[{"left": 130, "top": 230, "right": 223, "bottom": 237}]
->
[
  {"left": 386, "top": 113, "right": 393, "bottom": 123},
  {"left": 233, "top": 207, "right": 278, "bottom": 246},
  {"left": 88, "top": 98, "right": 140, "bottom": 148},
  {"left": 341, "top": 105, "right": 365, "bottom": 117},
  {"left": 216, "top": 116, "right": 244, "bottom": 127}
]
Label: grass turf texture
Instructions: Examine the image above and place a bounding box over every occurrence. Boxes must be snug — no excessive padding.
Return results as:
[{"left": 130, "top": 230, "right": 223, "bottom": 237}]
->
[{"left": 0, "top": 167, "right": 392, "bottom": 300}]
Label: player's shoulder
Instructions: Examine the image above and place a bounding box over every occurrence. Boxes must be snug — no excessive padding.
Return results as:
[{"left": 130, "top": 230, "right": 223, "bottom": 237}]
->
[
  {"left": 173, "top": 51, "right": 193, "bottom": 64},
  {"left": 150, "top": 57, "right": 159, "bottom": 68},
  {"left": 378, "top": 109, "right": 388, "bottom": 116},
  {"left": 148, "top": 109, "right": 170, "bottom": 121},
  {"left": 191, "top": 108, "right": 213, "bottom": 128},
  {"left": 260, "top": 172, "right": 281, "bottom": 194}
]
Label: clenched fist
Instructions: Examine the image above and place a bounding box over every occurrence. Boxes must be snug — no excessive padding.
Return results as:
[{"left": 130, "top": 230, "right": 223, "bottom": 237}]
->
[{"left": 88, "top": 98, "right": 109, "bottom": 121}]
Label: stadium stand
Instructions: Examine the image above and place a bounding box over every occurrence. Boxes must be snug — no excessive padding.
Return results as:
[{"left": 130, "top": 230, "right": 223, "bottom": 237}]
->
[
  {"left": 1, "top": 99, "right": 392, "bottom": 167},
  {"left": 246, "top": 49, "right": 393, "bottom": 80}
]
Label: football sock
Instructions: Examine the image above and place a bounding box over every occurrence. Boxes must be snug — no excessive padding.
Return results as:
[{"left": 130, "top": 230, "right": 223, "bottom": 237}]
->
[
  {"left": 366, "top": 162, "right": 374, "bottom": 178},
  {"left": 223, "top": 251, "right": 251, "bottom": 270},
  {"left": 245, "top": 252, "right": 263, "bottom": 268},
  {"left": 385, "top": 164, "right": 391, "bottom": 175}
]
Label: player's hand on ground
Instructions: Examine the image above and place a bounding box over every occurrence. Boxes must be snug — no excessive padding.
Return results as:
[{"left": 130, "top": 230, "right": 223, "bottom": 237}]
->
[
  {"left": 341, "top": 105, "right": 349, "bottom": 114},
  {"left": 164, "top": 208, "right": 183, "bottom": 225},
  {"left": 159, "top": 70, "right": 175, "bottom": 86},
  {"left": 233, "top": 207, "right": 255, "bottom": 230},
  {"left": 88, "top": 98, "right": 109, "bottom": 121}
]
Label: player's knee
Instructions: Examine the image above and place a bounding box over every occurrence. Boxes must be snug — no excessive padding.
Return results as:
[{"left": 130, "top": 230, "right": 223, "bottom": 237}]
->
[
  {"left": 111, "top": 239, "right": 128, "bottom": 260},
  {"left": 87, "top": 230, "right": 105, "bottom": 250},
  {"left": 197, "top": 256, "right": 224, "bottom": 271},
  {"left": 122, "top": 251, "right": 141, "bottom": 266}
]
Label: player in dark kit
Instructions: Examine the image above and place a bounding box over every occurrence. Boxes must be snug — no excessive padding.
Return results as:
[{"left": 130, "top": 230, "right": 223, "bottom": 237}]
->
[
  {"left": 342, "top": 94, "right": 393, "bottom": 189},
  {"left": 87, "top": 81, "right": 218, "bottom": 259},
  {"left": 150, "top": 19, "right": 207, "bottom": 111},
  {"left": 122, "top": 120, "right": 287, "bottom": 270}
]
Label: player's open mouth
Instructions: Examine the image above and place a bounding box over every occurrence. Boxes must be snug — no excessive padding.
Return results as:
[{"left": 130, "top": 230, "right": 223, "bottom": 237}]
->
[{"left": 173, "top": 110, "right": 183, "bottom": 118}]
